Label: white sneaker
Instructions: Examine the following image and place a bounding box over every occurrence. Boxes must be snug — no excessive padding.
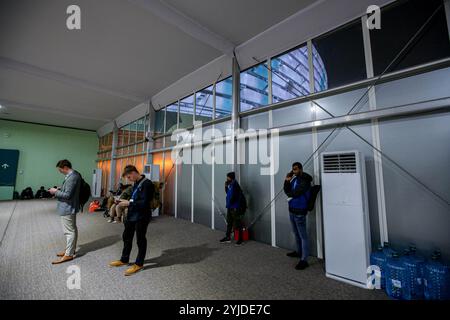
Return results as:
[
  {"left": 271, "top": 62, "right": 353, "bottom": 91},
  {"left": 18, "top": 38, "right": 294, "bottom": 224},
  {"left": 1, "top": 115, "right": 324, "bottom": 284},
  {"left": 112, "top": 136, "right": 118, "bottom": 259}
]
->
[
  {"left": 112, "top": 220, "right": 118, "bottom": 224},
  {"left": 107, "top": 219, "right": 113, "bottom": 223}
]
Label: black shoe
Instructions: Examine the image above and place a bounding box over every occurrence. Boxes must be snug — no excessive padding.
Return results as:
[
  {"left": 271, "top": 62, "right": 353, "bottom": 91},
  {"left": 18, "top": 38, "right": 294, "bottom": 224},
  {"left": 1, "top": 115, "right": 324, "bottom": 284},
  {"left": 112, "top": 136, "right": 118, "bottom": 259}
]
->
[
  {"left": 235, "top": 239, "right": 243, "bottom": 246},
  {"left": 287, "top": 251, "right": 300, "bottom": 258},
  {"left": 295, "top": 260, "right": 309, "bottom": 270},
  {"left": 220, "top": 237, "right": 231, "bottom": 243}
]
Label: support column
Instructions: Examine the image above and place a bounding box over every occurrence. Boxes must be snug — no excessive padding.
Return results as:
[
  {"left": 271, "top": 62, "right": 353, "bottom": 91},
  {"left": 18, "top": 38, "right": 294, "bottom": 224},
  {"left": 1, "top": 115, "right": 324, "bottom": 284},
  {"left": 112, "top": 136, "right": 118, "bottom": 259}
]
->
[
  {"left": 231, "top": 56, "right": 240, "bottom": 179},
  {"left": 268, "top": 58, "right": 277, "bottom": 247},
  {"left": 308, "top": 40, "right": 324, "bottom": 259},
  {"left": 146, "top": 102, "right": 155, "bottom": 165},
  {"left": 362, "top": 15, "right": 389, "bottom": 245},
  {"left": 211, "top": 83, "right": 216, "bottom": 230},
  {"left": 108, "top": 122, "right": 118, "bottom": 191}
]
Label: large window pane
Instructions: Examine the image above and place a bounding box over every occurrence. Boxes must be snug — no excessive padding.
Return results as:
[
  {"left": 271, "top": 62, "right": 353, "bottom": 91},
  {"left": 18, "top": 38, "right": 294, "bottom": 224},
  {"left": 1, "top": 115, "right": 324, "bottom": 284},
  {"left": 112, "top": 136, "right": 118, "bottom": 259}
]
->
[
  {"left": 312, "top": 20, "right": 366, "bottom": 92},
  {"left": 136, "top": 117, "right": 146, "bottom": 141},
  {"left": 195, "top": 85, "right": 214, "bottom": 123},
  {"left": 179, "top": 94, "right": 194, "bottom": 129},
  {"left": 215, "top": 77, "right": 232, "bottom": 119},
  {"left": 166, "top": 103, "right": 178, "bottom": 134},
  {"left": 154, "top": 109, "right": 165, "bottom": 136},
  {"left": 240, "top": 63, "right": 269, "bottom": 112},
  {"left": 128, "top": 120, "right": 137, "bottom": 145},
  {"left": 370, "top": 0, "right": 450, "bottom": 76},
  {"left": 271, "top": 44, "right": 311, "bottom": 103}
]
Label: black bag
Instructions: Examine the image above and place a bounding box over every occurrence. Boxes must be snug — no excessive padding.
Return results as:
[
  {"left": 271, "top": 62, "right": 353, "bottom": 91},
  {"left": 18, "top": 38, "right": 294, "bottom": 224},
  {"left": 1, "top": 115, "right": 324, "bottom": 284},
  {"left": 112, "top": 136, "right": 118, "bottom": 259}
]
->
[
  {"left": 79, "top": 176, "right": 91, "bottom": 212},
  {"left": 239, "top": 191, "right": 247, "bottom": 215},
  {"left": 307, "top": 185, "right": 321, "bottom": 211}
]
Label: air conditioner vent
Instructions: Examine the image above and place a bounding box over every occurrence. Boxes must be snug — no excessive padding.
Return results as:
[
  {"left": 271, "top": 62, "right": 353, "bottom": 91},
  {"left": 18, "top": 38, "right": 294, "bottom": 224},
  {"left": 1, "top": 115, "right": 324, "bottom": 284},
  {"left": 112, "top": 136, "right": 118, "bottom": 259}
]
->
[{"left": 323, "top": 153, "right": 357, "bottom": 173}]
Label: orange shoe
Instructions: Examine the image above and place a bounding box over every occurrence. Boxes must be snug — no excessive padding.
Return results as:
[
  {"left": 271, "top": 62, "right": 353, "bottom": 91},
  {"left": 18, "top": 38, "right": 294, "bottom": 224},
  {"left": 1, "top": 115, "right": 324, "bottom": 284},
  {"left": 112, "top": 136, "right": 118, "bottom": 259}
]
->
[
  {"left": 109, "top": 260, "right": 128, "bottom": 267},
  {"left": 57, "top": 251, "right": 76, "bottom": 257},
  {"left": 52, "top": 255, "right": 74, "bottom": 264},
  {"left": 124, "top": 264, "right": 143, "bottom": 276}
]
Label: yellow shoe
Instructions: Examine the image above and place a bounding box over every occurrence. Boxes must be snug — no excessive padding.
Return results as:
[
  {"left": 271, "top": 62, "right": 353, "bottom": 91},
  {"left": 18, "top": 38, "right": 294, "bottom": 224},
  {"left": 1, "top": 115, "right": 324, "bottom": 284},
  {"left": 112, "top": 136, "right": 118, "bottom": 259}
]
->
[
  {"left": 124, "top": 264, "right": 143, "bottom": 276},
  {"left": 109, "top": 260, "right": 128, "bottom": 267}
]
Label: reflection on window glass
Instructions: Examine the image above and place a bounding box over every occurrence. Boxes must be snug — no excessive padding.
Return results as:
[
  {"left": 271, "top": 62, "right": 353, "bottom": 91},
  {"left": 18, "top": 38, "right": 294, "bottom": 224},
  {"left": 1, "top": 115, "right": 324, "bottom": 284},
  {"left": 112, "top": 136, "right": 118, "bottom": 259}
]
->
[
  {"left": 312, "top": 19, "right": 366, "bottom": 92},
  {"left": 154, "top": 109, "right": 165, "bottom": 136},
  {"left": 179, "top": 94, "right": 194, "bottom": 129},
  {"left": 166, "top": 103, "right": 178, "bottom": 134},
  {"left": 215, "top": 77, "right": 232, "bottom": 119},
  {"left": 240, "top": 63, "right": 269, "bottom": 112},
  {"left": 370, "top": 0, "right": 450, "bottom": 76},
  {"left": 271, "top": 44, "right": 311, "bottom": 103},
  {"left": 195, "top": 85, "right": 214, "bottom": 123}
]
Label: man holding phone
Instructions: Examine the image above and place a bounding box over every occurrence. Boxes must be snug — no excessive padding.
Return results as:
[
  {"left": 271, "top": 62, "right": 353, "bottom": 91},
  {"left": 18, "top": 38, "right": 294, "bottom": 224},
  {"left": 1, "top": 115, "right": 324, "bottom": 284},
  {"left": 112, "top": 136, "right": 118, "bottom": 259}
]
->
[
  {"left": 109, "top": 165, "right": 154, "bottom": 276},
  {"left": 283, "top": 162, "right": 312, "bottom": 270},
  {"left": 49, "top": 159, "right": 81, "bottom": 265}
]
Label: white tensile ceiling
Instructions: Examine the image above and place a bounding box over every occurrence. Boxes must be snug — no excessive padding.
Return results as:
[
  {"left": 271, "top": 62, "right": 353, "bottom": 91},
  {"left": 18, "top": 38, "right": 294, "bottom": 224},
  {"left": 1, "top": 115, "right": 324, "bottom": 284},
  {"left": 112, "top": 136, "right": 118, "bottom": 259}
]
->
[{"left": 0, "top": 0, "right": 316, "bottom": 130}]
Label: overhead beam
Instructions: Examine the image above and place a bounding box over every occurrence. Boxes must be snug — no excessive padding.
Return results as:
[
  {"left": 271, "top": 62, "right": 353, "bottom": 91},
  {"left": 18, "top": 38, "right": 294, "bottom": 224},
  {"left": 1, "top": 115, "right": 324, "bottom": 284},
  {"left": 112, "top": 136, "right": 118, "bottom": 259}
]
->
[
  {"left": 0, "top": 98, "right": 112, "bottom": 122},
  {"left": 0, "top": 57, "right": 147, "bottom": 103},
  {"left": 128, "top": 0, "right": 235, "bottom": 55}
]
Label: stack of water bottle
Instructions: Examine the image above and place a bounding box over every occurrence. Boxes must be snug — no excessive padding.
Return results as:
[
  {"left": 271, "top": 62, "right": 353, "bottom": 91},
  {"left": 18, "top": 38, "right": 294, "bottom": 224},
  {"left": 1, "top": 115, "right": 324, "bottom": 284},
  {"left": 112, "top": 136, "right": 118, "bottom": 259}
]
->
[{"left": 370, "top": 242, "right": 450, "bottom": 300}]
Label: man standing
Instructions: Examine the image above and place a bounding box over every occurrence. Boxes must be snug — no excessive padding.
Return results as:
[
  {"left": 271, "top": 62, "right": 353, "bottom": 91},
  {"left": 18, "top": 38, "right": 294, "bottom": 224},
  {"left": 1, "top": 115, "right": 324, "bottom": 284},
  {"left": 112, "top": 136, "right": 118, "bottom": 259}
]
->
[
  {"left": 109, "top": 165, "right": 154, "bottom": 276},
  {"left": 283, "top": 162, "right": 312, "bottom": 270},
  {"left": 49, "top": 159, "right": 81, "bottom": 265},
  {"left": 220, "top": 172, "right": 245, "bottom": 246}
]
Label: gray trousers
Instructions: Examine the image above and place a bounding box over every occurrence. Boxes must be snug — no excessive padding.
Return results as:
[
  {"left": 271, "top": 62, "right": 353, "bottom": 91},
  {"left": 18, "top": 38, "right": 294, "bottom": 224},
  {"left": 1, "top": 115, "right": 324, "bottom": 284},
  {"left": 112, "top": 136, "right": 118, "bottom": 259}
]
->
[{"left": 61, "top": 214, "right": 78, "bottom": 256}]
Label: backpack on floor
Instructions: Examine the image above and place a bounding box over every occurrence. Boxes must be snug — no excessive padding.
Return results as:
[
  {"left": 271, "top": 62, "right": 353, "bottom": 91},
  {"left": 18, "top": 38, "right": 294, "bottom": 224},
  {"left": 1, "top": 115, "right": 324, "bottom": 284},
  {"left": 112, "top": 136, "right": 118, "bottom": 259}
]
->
[{"left": 307, "top": 185, "right": 321, "bottom": 212}]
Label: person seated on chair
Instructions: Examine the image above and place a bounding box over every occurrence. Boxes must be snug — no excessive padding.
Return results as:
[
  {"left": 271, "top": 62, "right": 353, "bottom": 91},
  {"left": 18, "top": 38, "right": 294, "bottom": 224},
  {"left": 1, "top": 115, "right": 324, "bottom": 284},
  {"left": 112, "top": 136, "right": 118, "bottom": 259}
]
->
[
  {"left": 108, "top": 185, "right": 133, "bottom": 223},
  {"left": 35, "top": 186, "right": 50, "bottom": 199},
  {"left": 20, "top": 187, "right": 34, "bottom": 200},
  {"left": 106, "top": 183, "right": 129, "bottom": 211}
]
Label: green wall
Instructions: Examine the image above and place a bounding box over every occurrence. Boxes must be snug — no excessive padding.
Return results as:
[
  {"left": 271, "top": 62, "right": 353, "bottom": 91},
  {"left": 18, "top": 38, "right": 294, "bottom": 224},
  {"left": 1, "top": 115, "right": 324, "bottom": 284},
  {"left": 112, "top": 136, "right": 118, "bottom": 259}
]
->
[{"left": 0, "top": 120, "right": 98, "bottom": 199}]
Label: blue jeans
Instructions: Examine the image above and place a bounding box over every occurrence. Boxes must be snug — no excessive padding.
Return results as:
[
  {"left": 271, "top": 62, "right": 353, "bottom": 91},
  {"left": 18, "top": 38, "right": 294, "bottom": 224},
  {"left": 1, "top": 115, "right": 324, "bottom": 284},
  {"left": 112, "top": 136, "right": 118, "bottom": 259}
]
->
[{"left": 289, "top": 213, "right": 309, "bottom": 261}]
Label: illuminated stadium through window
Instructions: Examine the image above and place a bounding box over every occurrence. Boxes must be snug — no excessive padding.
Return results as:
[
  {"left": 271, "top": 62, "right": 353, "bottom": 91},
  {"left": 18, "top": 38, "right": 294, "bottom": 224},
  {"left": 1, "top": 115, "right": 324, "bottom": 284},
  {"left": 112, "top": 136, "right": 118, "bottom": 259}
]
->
[{"left": 240, "top": 44, "right": 328, "bottom": 112}]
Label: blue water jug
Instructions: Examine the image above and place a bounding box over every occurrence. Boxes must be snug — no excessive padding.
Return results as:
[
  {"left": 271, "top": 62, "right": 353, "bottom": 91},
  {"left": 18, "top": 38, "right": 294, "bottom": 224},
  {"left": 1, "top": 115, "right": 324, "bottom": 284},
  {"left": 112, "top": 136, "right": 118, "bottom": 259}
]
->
[
  {"left": 385, "top": 252, "right": 406, "bottom": 299},
  {"left": 424, "top": 252, "right": 450, "bottom": 300},
  {"left": 401, "top": 247, "right": 425, "bottom": 300},
  {"left": 370, "top": 245, "right": 387, "bottom": 289},
  {"left": 383, "top": 242, "right": 395, "bottom": 258}
]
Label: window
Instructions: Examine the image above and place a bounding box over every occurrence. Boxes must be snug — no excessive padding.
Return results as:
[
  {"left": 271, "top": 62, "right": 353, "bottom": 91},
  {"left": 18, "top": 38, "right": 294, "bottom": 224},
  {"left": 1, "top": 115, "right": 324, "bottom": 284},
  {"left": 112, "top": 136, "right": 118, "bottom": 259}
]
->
[
  {"left": 195, "top": 85, "right": 214, "bottom": 123},
  {"left": 312, "top": 19, "right": 367, "bottom": 92},
  {"left": 240, "top": 63, "right": 269, "bottom": 112},
  {"left": 370, "top": 0, "right": 450, "bottom": 76},
  {"left": 215, "top": 77, "right": 232, "bottom": 118},
  {"left": 97, "top": 132, "right": 113, "bottom": 160},
  {"left": 179, "top": 94, "right": 194, "bottom": 129},
  {"left": 128, "top": 120, "right": 137, "bottom": 145},
  {"left": 166, "top": 103, "right": 178, "bottom": 134},
  {"left": 271, "top": 44, "right": 311, "bottom": 103},
  {"left": 154, "top": 109, "right": 165, "bottom": 136}
]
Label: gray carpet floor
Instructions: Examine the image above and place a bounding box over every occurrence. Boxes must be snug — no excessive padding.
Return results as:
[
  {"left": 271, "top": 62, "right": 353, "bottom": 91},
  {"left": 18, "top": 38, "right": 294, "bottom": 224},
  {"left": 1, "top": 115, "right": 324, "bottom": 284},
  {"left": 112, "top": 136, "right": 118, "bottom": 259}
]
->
[{"left": 0, "top": 199, "right": 387, "bottom": 300}]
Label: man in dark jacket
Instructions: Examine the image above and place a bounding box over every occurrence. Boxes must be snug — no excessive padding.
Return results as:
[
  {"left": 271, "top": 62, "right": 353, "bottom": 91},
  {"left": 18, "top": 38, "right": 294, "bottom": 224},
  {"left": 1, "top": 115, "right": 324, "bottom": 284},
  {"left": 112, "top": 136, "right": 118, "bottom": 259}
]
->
[
  {"left": 220, "top": 172, "right": 244, "bottom": 246},
  {"left": 283, "top": 162, "right": 312, "bottom": 270},
  {"left": 109, "top": 165, "right": 155, "bottom": 276}
]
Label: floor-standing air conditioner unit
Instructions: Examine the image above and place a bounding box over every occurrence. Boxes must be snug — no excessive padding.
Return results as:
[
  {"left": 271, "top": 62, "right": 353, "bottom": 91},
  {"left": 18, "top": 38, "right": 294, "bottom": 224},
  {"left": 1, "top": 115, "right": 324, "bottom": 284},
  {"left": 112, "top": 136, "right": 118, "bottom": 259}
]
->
[
  {"left": 320, "top": 150, "right": 371, "bottom": 288},
  {"left": 92, "top": 169, "right": 102, "bottom": 198}
]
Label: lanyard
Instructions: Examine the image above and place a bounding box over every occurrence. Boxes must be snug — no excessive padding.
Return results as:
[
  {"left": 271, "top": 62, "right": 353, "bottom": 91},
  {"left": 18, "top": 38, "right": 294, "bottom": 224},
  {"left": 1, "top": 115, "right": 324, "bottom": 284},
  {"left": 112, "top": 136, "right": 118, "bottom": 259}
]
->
[{"left": 131, "top": 177, "right": 147, "bottom": 201}]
